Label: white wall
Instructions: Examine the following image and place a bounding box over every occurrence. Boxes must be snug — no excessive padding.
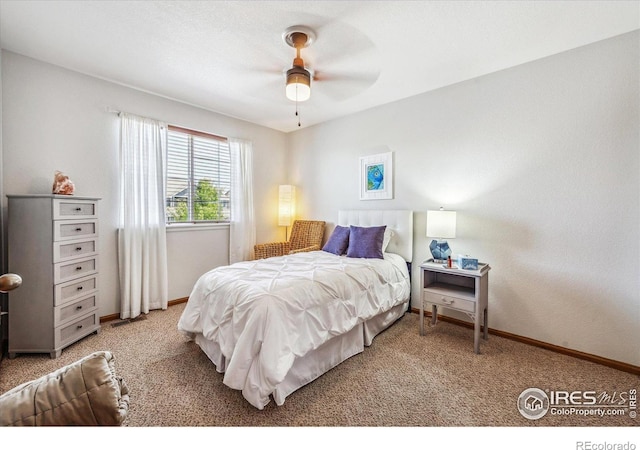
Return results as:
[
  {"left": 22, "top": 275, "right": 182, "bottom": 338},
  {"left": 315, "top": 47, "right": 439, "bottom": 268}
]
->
[
  {"left": 288, "top": 32, "right": 640, "bottom": 366},
  {"left": 1, "top": 51, "right": 288, "bottom": 317}
]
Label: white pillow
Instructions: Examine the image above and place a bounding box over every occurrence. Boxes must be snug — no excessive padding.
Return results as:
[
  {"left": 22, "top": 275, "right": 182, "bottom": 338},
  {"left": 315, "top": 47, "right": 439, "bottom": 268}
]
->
[{"left": 382, "top": 228, "right": 394, "bottom": 253}]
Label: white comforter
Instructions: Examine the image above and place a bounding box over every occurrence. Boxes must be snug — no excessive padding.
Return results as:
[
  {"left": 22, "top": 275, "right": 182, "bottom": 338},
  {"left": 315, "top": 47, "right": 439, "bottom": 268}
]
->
[{"left": 177, "top": 250, "right": 410, "bottom": 409}]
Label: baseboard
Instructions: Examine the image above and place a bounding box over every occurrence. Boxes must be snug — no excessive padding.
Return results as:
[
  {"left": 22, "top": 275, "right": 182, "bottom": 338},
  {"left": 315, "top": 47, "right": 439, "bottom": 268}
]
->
[
  {"left": 100, "top": 312, "right": 120, "bottom": 323},
  {"left": 99, "top": 297, "right": 190, "bottom": 324},
  {"left": 168, "top": 297, "right": 189, "bottom": 306},
  {"left": 411, "top": 307, "right": 640, "bottom": 376}
]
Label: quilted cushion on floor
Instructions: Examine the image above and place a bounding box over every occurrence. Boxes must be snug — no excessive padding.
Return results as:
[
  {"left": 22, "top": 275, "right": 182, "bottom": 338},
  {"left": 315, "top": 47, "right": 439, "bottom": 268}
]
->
[{"left": 0, "top": 350, "right": 130, "bottom": 426}]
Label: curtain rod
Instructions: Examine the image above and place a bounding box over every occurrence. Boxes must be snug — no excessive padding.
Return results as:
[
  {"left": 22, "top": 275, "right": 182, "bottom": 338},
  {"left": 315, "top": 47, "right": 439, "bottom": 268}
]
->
[
  {"left": 106, "top": 107, "right": 228, "bottom": 142},
  {"left": 106, "top": 106, "right": 161, "bottom": 122}
]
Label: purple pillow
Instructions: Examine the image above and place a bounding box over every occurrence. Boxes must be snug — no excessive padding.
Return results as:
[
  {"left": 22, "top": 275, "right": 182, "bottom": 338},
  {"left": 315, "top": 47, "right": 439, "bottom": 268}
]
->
[
  {"left": 346, "top": 225, "right": 386, "bottom": 259},
  {"left": 322, "top": 225, "right": 350, "bottom": 255}
]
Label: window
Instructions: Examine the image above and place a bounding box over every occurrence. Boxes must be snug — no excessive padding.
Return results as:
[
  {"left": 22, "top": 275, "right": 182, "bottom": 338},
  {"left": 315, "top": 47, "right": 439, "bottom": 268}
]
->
[{"left": 165, "top": 125, "right": 231, "bottom": 224}]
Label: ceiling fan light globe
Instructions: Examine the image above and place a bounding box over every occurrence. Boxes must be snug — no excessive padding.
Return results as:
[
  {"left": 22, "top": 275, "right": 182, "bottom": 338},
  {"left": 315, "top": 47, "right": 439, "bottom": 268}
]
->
[
  {"left": 286, "top": 82, "right": 311, "bottom": 102},
  {"left": 285, "top": 67, "right": 311, "bottom": 102}
]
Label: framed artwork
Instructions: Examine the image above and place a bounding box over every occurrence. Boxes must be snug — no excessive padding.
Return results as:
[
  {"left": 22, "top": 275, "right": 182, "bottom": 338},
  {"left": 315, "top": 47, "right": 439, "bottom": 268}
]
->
[{"left": 359, "top": 152, "right": 393, "bottom": 200}]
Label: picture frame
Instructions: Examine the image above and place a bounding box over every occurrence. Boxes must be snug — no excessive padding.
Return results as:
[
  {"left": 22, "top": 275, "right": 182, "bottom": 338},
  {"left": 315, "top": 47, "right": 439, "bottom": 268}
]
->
[{"left": 359, "top": 152, "right": 393, "bottom": 200}]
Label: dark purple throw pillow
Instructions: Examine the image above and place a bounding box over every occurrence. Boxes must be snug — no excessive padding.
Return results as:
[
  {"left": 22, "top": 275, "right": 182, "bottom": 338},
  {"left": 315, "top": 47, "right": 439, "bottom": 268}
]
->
[
  {"left": 346, "top": 225, "right": 386, "bottom": 259},
  {"left": 322, "top": 225, "right": 350, "bottom": 255}
]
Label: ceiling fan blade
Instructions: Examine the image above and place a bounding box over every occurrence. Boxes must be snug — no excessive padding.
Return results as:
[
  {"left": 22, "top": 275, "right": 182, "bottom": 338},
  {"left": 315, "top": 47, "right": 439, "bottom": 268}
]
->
[
  {"left": 309, "top": 18, "right": 379, "bottom": 68},
  {"left": 312, "top": 70, "right": 380, "bottom": 100},
  {"left": 245, "top": 76, "right": 288, "bottom": 104}
]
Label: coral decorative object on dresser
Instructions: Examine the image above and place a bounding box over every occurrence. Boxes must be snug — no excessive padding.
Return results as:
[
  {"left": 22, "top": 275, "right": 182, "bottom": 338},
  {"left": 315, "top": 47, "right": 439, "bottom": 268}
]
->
[
  {"left": 6, "top": 195, "right": 101, "bottom": 358},
  {"left": 51, "top": 170, "right": 75, "bottom": 195}
]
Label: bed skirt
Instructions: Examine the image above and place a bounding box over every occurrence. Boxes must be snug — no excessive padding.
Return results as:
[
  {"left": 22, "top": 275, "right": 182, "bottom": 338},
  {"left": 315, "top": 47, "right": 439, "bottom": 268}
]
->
[{"left": 193, "top": 300, "right": 408, "bottom": 407}]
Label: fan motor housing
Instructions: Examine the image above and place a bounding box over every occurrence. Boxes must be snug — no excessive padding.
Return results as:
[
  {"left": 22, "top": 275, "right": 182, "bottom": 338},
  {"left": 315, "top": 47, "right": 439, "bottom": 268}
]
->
[{"left": 283, "top": 26, "right": 316, "bottom": 48}]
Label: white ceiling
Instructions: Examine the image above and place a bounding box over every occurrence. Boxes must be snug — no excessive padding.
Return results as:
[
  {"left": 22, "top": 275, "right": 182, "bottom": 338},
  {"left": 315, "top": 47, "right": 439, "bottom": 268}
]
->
[{"left": 1, "top": 1, "right": 638, "bottom": 133}]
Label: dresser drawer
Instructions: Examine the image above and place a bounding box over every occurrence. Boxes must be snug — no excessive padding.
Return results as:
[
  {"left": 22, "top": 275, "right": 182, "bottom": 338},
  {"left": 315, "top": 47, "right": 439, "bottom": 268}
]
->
[
  {"left": 55, "top": 275, "right": 98, "bottom": 306},
  {"left": 53, "top": 198, "right": 98, "bottom": 220},
  {"left": 54, "top": 294, "right": 98, "bottom": 327},
  {"left": 53, "top": 237, "right": 98, "bottom": 263},
  {"left": 54, "top": 219, "right": 98, "bottom": 241},
  {"left": 54, "top": 256, "right": 98, "bottom": 284},
  {"left": 424, "top": 291, "right": 476, "bottom": 314},
  {"left": 55, "top": 312, "right": 100, "bottom": 349}
]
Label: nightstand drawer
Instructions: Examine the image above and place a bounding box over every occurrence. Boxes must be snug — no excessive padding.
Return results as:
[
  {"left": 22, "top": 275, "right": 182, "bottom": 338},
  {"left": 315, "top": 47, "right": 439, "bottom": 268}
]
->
[
  {"left": 424, "top": 291, "right": 476, "bottom": 313},
  {"left": 55, "top": 294, "right": 98, "bottom": 326},
  {"left": 54, "top": 219, "right": 98, "bottom": 241},
  {"left": 54, "top": 256, "right": 98, "bottom": 284},
  {"left": 53, "top": 199, "right": 98, "bottom": 219}
]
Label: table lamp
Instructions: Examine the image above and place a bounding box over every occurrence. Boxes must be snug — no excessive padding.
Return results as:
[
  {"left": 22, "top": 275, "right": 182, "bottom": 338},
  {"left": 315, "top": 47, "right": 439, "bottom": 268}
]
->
[{"left": 426, "top": 208, "right": 457, "bottom": 263}]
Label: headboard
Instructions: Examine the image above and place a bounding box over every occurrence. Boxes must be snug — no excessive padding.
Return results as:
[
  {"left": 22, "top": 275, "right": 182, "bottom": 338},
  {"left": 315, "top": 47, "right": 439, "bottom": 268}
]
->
[{"left": 337, "top": 210, "right": 413, "bottom": 262}]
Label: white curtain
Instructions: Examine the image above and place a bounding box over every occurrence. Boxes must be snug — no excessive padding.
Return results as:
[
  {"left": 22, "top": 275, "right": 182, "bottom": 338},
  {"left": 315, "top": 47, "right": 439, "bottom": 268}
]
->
[
  {"left": 229, "top": 138, "right": 256, "bottom": 263},
  {"left": 118, "top": 113, "right": 169, "bottom": 319}
]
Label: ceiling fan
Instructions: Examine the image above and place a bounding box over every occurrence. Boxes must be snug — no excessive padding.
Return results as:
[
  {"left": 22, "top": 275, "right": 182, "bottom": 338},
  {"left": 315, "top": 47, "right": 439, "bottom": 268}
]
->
[
  {"left": 280, "top": 25, "right": 380, "bottom": 103},
  {"left": 229, "top": 23, "right": 382, "bottom": 126},
  {"left": 278, "top": 24, "right": 380, "bottom": 126},
  {"left": 283, "top": 25, "right": 316, "bottom": 103}
]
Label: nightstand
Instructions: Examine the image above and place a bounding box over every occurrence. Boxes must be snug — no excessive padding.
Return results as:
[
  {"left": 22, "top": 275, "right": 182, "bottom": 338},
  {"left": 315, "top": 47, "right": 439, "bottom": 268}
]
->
[{"left": 419, "top": 260, "right": 491, "bottom": 354}]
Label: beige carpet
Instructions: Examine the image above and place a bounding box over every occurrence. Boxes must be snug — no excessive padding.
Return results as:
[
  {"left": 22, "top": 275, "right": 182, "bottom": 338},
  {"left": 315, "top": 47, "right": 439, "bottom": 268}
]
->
[{"left": 0, "top": 303, "right": 637, "bottom": 428}]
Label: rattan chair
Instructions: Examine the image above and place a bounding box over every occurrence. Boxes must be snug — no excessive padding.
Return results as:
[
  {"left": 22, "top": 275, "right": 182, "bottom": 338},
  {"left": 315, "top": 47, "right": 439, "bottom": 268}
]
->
[{"left": 254, "top": 220, "right": 326, "bottom": 259}]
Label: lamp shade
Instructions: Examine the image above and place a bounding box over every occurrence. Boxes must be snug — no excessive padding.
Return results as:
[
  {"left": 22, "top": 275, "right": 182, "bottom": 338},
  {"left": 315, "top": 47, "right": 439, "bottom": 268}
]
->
[
  {"left": 426, "top": 209, "right": 457, "bottom": 239},
  {"left": 278, "top": 185, "right": 297, "bottom": 227}
]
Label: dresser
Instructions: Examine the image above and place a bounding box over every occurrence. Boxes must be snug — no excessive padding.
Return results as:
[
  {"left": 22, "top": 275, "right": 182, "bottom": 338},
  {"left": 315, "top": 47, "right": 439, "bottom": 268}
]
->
[{"left": 7, "top": 195, "right": 101, "bottom": 358}]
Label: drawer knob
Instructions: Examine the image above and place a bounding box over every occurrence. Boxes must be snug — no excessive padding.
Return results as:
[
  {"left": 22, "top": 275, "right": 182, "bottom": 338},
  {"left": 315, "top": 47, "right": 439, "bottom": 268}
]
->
[
  {"left": 75, "top": 227, "right": 82, "bottom": 232},
  {"left": 76, "top": 266, "right": 83, "bottom": 271},
  {"left": 75, "top": 247, "right": 82, "bottom": 251},
  {"left": 77, "top": 325, "right": 83, "bottom": 329},
  {"left": 75, "top": 207, "right": 82, "bottom": 211},
  {"left": 76, "top": 305, "right": 83, "bottom": 310},
  {"left": 77, "top": 286, "right": 83, "bottom": 291}
]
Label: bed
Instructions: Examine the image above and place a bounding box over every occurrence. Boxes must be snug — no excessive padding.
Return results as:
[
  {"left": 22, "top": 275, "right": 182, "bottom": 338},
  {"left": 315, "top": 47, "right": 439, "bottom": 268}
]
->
[{"left": 177, "top": 209, "right": 413, "bottom": 409}]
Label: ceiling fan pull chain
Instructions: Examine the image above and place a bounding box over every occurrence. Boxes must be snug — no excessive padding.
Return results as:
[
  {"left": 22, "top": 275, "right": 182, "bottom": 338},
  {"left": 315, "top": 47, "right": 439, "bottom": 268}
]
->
[{"left": 296, "top": 101, "right": 301, "bottom": 127}]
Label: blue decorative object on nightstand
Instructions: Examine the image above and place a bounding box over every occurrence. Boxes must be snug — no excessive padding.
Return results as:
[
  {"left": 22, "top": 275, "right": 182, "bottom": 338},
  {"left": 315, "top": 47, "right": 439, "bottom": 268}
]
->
[
  {"left": 429, "top": 239, "right": 452, "bottom": 262},
  {"left": 457, "top": 255, "right": 479, "bottom": 270}
]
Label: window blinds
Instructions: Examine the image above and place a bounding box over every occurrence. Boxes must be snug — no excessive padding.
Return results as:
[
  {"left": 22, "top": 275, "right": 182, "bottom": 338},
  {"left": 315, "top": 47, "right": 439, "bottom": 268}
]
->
[{"left": 166, "top": 127, "right": 231, "bottom": 223}]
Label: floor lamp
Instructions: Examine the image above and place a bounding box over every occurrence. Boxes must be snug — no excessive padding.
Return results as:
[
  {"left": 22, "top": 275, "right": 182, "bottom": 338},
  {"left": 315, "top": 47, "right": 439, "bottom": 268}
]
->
[{"left": 278, "top": 185, "right": 296, "bottom": 240}]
